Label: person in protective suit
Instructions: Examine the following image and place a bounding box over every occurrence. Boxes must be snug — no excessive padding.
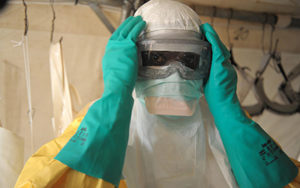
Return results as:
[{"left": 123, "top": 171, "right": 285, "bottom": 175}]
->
[{"left": 15, "top": 0, "right": 299, "bottom": 188}]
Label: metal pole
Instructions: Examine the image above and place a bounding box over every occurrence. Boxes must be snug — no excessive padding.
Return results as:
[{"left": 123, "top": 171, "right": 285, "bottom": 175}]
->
[
  {"left": 89, "top": 2, "right": 115, "bottom": 33},
  {"left": 120, "top": 0, "right": 133, "bottom": 23},
  {"left": 194, "top": 5, "right": 277, "bottom": 26}
]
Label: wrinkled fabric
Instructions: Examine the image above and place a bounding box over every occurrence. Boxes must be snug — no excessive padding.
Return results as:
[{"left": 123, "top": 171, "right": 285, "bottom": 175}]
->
[
  {"left": 49, "top": 41, "right": 73, "bottom": 136},
  {"left": 123, "top": 97, "right": 239, "bottom": 188},
  {"left": 134, "top": 0, "right": 201, "bottom": 34}
]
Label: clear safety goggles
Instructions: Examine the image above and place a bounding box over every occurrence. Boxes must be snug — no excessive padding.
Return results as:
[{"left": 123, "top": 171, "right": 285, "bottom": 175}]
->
[{"left": 137, "top": 38, "right": 211, "bottom": 80}]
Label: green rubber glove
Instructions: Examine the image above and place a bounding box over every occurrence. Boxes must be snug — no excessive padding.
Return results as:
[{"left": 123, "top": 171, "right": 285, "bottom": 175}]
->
[
  {"left": 55, "top": 16, "right": 146, "bottom": 186},
  {"left": 201, "top": 23, "right": 298, "bottom": 188}
]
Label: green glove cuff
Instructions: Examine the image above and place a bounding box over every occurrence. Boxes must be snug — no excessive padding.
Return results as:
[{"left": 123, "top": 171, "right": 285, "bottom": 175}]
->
[
  {"left": 55, "top": 16, "right": 146, "bottom": 186},
  {"left": 201, "top": 23, "right": 298, "bottom": 187},
  {"left": 55, "top": 92, "right": 133, "bottom": 186}
]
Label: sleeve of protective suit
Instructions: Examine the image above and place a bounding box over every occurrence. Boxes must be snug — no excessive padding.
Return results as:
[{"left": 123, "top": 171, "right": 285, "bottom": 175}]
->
[
  {"left": 54, "top": 16, "right": 146, "bottom": 187},
  {"left": 15, "top": 103, "right": 128, "bottom": 188},
  {"left": 201, "top": 23, "right": 298, "bottom": 188}
]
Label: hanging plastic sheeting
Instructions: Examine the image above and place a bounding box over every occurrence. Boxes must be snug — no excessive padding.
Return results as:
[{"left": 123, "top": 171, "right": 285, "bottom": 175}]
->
[
  {"left": 0, "top": 57, "right": 25, "bottom": 188},
  {"left": 0, "top": 126, "right": 24, "bottom": 188},
  {"left": 49, "top": 40, "right": 73, "bottom": 136},
  {"left": 0, "top": 60, "right": 23, "bottom": 135},
  {"left": 17, "top": 34, "right": 35, "bottom": 154}
]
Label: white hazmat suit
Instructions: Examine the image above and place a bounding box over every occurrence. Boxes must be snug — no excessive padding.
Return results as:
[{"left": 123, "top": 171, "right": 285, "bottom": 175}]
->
[{"left": 123, "top": 0, "right": 238, "bottom": 187}]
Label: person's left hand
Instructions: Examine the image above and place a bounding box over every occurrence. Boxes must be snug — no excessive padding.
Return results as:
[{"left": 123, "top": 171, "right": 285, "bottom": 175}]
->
[
  {"left": 200, "top": 23, "right": 298, "bottom": 188},
  {"left": 200, "top": 23, "right": 238, "bottom": 121}
]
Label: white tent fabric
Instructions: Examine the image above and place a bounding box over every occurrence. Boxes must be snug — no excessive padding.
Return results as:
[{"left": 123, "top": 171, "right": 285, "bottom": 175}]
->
[
  {"left": 49, "top": 41, "right": 73, "bottom": 136},
  {"left": 0, "top": 127, "right": 24, "bottom": 188}
]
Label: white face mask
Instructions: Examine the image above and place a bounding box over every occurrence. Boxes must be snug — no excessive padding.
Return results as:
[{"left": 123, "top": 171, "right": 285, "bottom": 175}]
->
[{"left": 135, "top": 73, "right": 204, "bottom": 116}]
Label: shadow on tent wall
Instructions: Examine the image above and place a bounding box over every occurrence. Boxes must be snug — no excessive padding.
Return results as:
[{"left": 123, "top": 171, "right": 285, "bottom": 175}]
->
[{"left": 0, "top": 0, "right": 9, "bottom": 12}]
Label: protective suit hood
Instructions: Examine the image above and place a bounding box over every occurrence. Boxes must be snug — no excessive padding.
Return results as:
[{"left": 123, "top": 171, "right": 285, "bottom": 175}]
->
[
  {"left": 134, "top": 0, "right": 202, "bottom": 34},
  {"left": 123, "top": 1, "right": 237, "bottom": 187}
]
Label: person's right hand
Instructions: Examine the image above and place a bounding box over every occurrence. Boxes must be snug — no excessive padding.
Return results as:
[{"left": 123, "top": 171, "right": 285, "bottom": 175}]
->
[
  {"left": 55, "top": 16, "right": 146, "bottom": 187},
  {"left": 102, "top": 16, "right": 146, "bottom": 95}
]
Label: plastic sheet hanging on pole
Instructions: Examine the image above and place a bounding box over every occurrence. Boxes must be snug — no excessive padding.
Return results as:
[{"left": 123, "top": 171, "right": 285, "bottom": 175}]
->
[
  {"left": 0, "top": 127, "right": 24, "bottom": 188},
  {"left": 49, "top": 40, "right": 73, "bottom": 136}
]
